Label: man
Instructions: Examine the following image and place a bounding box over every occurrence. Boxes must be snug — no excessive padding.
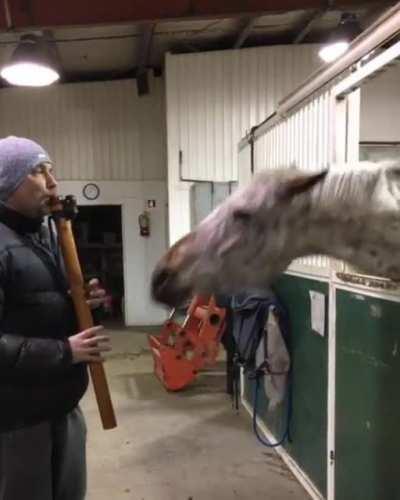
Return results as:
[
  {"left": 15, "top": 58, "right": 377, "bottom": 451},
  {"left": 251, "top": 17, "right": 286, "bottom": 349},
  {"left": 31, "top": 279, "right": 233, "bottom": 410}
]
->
[{"left": 0, "top": 136, "right": 111, "bottom": 500}]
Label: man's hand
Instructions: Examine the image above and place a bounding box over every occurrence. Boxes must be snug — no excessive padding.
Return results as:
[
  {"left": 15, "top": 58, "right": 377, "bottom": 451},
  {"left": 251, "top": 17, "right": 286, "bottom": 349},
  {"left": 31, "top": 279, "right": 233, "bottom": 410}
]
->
[
  {"left": 68, "top": 325, "right": 111, "bottom": 364},
  {"left": 86, "top": 278, "right": 107, "bottom": 309}
]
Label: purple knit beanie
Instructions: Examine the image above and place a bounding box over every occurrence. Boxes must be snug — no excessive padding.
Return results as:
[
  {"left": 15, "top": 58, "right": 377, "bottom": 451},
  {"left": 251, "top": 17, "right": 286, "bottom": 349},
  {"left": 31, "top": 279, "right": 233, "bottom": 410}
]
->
[{"left": 0, "top": 136, "right": 51, "bottom": 201}]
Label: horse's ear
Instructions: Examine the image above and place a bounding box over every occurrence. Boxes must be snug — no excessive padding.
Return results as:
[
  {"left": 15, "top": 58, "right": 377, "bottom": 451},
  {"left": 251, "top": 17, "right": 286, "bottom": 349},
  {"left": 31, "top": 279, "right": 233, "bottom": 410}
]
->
[{"left": 278, "top": 170, "right": 328, "bottom": 201}]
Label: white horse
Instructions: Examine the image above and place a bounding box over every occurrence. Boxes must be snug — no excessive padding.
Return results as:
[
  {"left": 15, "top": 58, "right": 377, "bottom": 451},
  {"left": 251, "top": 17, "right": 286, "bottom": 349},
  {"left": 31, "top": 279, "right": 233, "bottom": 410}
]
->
[{"left": 152, "top": 162, "right": 400, "bottom": 307}]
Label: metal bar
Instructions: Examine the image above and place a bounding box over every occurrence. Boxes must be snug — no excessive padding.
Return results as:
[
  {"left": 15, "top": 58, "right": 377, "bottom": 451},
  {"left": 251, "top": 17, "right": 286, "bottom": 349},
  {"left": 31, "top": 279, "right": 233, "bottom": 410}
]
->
[
  {"left": 334, "top": 38, "right": 400, "bottom": 96},
  {"left": 278, "top": 3, "right": 400, "bottom": 117},
  {"left": 238, "top": 113, "right": 276, "bottom": 150},
  {"left": 327, "top": 282, "right": 336, "bottom": 500},
  {"left": 359, "top": 141, "right": 400, "bottom": 145},
  {"left": 250, "top": 2, "right": 400, "bottom": 141},
  {"left": 336, "top": 272, "right": 400, "bottom": 290},
  {"left": 179, "top": 158, "right": 213, "bottom": 184}
]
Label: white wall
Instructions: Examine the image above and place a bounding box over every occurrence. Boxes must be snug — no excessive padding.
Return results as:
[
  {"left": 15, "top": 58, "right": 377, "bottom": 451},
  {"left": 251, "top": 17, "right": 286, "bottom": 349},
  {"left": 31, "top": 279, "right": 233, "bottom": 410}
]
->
[
  {"left": 360, "top": 63, "right": 400, "bottom": 142},
  {"left": 0, "top": 74, "right": 168, "bottom": 325},
  {"left": 59, "top": 180, "right": 168, "bottom": 325},
  {"left": 0, "top": 75, "right": 166, "bottom": 181},
  {"left": 166, "top": 45, "right": 322, "bottom": 244}
]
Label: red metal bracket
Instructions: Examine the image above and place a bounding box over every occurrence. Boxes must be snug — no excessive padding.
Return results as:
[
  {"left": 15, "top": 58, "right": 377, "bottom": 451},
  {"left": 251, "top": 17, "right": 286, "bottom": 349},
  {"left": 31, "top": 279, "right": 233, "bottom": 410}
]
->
[{"left": 148, "top": 296, "right": 226, "bottom": 391}]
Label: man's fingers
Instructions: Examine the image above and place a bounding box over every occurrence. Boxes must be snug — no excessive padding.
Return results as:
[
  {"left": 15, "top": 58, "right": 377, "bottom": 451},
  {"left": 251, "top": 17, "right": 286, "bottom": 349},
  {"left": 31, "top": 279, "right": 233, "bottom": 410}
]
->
[
  {"left": 86, "top": 345, "right": 112, "bottom": 354},
  {"left": 83, "top": 335, "right": 110, "bottom": 346},
  {"left": 93, "top": 335, "right": 110, "bottom": 343},
  {"left": 88, "top": 278, "right": 100, "bottom": 288},
  {"left": 89, "top": 289, "right": 106, "bottom": 298},
  {"left": 80, "top": 325, "right": 104, "bottom": 338},
  {"left": 86, "top": 298, "right": 106, "bottom": 308}
]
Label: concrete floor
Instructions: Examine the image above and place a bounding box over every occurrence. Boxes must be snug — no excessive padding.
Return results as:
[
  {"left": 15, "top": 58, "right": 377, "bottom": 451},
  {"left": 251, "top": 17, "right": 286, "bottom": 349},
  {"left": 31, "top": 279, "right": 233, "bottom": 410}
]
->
[{"left": 81, "top": 326, "right": 309, "bottom": 500}]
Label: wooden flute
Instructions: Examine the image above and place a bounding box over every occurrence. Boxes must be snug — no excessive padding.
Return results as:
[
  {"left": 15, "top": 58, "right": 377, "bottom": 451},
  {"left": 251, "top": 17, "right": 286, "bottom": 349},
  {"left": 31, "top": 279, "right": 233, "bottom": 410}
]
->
[{"left": 51, "top": 195, "right": 117, "bottom": 430}]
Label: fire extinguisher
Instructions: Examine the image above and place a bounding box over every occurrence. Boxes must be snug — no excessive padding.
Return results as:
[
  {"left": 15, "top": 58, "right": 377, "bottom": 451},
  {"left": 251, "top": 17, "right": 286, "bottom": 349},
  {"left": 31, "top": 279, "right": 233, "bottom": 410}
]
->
[{"left": 138, "top": 211, "right": 150, "bottom": 237}]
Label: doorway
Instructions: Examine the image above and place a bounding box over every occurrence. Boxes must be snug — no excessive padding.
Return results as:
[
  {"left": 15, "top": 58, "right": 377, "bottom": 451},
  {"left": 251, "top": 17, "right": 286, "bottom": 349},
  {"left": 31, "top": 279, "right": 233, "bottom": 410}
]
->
[{"left": 73, "top": 205, "right": 124, "bottom": 324}]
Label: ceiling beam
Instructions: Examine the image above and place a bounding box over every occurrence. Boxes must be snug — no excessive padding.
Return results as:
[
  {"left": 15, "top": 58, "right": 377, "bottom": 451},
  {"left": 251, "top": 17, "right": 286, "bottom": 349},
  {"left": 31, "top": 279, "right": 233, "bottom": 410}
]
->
[
  {"left": 136, "top": 23, "right": 155, "bottom": 96},
  {"left": 137, "top": 23, "right": 155, "bottom": 69},
  {"left": 233, "top": 17, "right": 256, "bottom": 49},
  {"left": 293, "top": 8, "right": 328, "bottom": 43},
  {"left": 2, "top": 0, "right": 11, "bottom": 29},
  {"left": 4, "top": 1, "right": 380, "bottom": 31}
]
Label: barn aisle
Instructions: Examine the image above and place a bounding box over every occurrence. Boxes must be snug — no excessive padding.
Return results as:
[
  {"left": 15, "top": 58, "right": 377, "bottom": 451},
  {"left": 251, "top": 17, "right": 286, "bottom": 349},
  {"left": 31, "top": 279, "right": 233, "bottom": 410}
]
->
[{"left": 82, "top": 326, "right": 308, "bottom": 500}]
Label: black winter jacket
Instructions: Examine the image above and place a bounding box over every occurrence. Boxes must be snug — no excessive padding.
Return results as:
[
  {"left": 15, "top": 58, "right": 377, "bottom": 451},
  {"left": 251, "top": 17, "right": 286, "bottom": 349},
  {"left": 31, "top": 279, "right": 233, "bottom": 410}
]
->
[{"left": 0, "top": 204, "right": 88, "bottom": 431}]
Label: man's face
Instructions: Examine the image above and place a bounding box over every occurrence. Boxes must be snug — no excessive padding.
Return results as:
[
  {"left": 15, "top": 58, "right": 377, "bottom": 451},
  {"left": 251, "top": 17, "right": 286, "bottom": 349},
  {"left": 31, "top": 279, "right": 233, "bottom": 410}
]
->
[{"left": 6, "top": 162, "right": 58, "bottom": 218}]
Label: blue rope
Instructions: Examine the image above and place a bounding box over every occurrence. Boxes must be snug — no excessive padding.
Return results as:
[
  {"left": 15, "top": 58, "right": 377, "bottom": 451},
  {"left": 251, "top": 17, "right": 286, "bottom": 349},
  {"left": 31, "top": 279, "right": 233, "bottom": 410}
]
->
[{"left": 252, "top": 373, "right": 292, "bottom": 448}]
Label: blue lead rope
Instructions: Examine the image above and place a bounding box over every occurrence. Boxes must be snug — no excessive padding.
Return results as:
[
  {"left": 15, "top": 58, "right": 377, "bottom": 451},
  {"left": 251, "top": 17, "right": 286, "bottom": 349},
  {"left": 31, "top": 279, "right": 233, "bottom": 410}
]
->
[{"left": 252, "top": 372, "right": 292, "bottom": 448}]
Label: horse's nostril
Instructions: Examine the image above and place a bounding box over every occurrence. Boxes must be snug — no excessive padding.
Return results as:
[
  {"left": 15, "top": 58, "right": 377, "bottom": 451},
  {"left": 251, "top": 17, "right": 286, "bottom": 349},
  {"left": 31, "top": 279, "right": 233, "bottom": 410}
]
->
[{"left": 151, "top": 267, "right": 192, "bottom": 308}]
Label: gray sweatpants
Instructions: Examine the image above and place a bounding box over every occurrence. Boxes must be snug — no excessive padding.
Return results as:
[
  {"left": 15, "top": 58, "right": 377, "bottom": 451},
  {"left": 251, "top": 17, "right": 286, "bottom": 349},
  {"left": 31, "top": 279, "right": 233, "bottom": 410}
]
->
[{"left": 0, "top": 407, "right": 87, "bottom": 500}]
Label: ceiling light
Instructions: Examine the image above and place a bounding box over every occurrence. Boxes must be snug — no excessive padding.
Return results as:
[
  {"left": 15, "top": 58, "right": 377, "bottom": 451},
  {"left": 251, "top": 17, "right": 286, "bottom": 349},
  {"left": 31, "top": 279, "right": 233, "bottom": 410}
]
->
[
  {"left": 1, "top": 34, "right": 60, "bottom": 87},
  {"left": 319, "top": 13, "right": 361, "bottom": 63},
  {"left": 319, "top": 41, "right": 349, "bottom": 63}
]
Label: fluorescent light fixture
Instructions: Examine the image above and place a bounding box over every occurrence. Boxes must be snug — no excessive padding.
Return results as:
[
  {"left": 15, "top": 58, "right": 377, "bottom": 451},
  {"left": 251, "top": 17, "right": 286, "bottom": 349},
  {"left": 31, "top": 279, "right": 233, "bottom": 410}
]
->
[
  {"left": 319, "top": 41, "right": 350, "bottom": 63},
  {"left": 319, "top": 13, "right": 361, "bottom": 64},
  {"left": 1, "top": 34, "right": 60, "bottom": 87}
]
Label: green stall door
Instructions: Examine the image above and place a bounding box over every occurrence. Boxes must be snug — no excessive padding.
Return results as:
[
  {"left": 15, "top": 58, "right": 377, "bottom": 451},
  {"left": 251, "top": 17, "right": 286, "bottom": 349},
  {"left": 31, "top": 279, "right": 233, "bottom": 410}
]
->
[
  {"left": 243, "top": 275, "right": 329, "bottom": 497},
  {"left": 336, "top": 290, "right": 400, "bottom": 500}
]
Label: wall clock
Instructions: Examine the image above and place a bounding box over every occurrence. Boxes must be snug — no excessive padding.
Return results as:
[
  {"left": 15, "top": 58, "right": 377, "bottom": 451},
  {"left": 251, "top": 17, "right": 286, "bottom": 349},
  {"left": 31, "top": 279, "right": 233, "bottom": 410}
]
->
[{"left": 83, "top": 183, "right": 100, "bottom": 201}]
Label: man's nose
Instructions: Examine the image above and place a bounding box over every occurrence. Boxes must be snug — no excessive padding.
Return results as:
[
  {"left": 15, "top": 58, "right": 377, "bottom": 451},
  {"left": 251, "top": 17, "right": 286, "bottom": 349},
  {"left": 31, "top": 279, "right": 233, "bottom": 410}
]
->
[{"left": 46, "top": 172, "right": 58, "bottom": 190}]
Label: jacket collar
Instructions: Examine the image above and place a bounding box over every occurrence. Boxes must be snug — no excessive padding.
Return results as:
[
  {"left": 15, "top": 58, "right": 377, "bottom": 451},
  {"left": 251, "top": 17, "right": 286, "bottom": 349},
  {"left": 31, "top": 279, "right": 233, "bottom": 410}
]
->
[{"left": 0, "top": 203, "right": 43, "bottom": 235}]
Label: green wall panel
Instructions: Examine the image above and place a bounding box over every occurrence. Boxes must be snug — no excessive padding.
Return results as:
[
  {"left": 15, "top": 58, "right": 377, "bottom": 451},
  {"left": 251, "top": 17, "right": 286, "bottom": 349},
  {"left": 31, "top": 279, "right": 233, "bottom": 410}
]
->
[{"left": 336, "top": 290, "right": 400, "bottom": 500}]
